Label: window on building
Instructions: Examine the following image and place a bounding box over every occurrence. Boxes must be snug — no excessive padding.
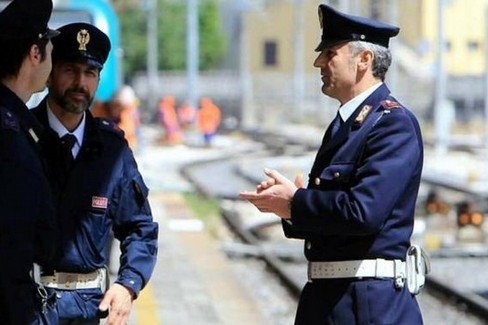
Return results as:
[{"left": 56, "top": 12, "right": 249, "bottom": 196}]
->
[
  {"left": 264, "top": 40, "right": 278, "bottom": 67},
  {"left": 467, "top": 41, "right": 479, "bottom": 52}
]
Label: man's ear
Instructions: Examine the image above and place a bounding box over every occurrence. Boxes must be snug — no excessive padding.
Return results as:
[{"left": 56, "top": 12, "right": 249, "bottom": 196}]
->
[
  {"left": 358, "top": 50, "right": 373, "bottom": 71},
  {"left": 29, "top": 44, "right": 42, "bottom": 63}
]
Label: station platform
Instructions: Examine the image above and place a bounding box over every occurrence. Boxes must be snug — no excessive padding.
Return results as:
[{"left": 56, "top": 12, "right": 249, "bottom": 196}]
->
[
  {"left": 126, "top": 191, "right": 269, "bottom": 325},
  {"left": 119, "top": 124, "right": 488, "bottom": 324},
  {"left": 105, "top": 127, "right": 274, "bottom": 325}
]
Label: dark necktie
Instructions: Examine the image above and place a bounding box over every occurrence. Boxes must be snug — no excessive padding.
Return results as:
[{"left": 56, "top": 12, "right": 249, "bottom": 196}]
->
[
  {"left": 60, "top": 134, "right": 76, "bottom": 171},
  {"left": 330, "top": 112, "right": 343, "bottom": 138}
]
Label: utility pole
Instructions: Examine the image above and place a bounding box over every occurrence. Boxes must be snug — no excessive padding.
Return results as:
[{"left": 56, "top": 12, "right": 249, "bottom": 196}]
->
[
  {"left": 146, "top": 0, "right": 158, "bottom": 113},
  {"left": 337, "top": 0, "right": 350, "bottom": 13},
  {"left": 187, "top": 0, "right": 199, "bottom": 111},
  {"left": 238, "top": 0, "right": 257, "bottom": 130},
  {"left": 387, "top": 0, "right": 399, "bottom": 95},
  {"left": 292, "top": 0, "right": 305, "bottom": 122},
  {"left": 485, "top": 4, "right": 488, "bottom": 154},
  {"left": 434, "top": 0, "right": 448, "bottom": 155}
]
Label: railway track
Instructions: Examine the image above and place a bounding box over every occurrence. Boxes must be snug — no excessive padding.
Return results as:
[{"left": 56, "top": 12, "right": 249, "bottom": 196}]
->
[{"left": 181, "top": 134, "right": 488, "bottom": 324}]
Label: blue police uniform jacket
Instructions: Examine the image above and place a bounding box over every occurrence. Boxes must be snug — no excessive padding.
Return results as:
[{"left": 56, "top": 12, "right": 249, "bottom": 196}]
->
[
  {"left": 32, "top": 100, "right": 158, "bottom": 305},
  {"left": 0, "top": 85, "right": 57, "bottom": 324},
  {"left": 284, "top": 84, "right": 424, "bottom": 324}
]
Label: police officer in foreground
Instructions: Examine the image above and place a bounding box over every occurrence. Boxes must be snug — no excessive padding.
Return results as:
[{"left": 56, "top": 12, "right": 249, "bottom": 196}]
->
[
  {"left": 32, "top": 23, "right": 158, "bottom": 324},
  {"left": 240, "top": 4, "right": 425, "bottom": 324},
  {"left": 0, "top": 0, "right": 59, "bottom": 323}
]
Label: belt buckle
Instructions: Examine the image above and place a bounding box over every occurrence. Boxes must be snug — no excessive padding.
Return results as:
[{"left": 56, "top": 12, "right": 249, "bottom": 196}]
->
[{"left": 57, "top": 272, "right": 78, "bottom": 289}]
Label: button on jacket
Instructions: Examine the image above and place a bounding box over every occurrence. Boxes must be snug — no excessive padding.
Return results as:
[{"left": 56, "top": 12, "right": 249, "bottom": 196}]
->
[{"left": 32, "top": 100, "right": 158, "bottom": 299}]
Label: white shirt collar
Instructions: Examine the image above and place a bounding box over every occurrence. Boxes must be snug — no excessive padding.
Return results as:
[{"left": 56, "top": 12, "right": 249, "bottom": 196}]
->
[
  {"left": 46, "top": 103, "right": 85, "bottom": 157},
  {"left": 338, "top": 82, "right": 383, "bottom": 122}
]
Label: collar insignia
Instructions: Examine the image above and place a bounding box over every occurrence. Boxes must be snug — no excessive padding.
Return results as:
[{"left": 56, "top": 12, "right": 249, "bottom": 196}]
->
[
  {"left": 77, "top": 29, "right": 90, "bottom": 51},
  {"left": 28, "top": 128, "right": 39, "bottom": 143},
  {"left": 354, "top": 105, "right": 372, "bottom": 125}
]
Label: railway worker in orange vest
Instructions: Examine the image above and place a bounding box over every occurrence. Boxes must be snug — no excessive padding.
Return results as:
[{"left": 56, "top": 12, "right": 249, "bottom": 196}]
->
[
  {"left": 158, "top": 95, "right": 183, "bottom": 144},
  {"left": 112, "top": 85, "right": 140, "bottom": 151},
  {"left": 90, "top": 100, "right": 112, "bottom": 120},
  {"left": 196, "top": 97, "right": 221, "bottom": 146},
  {"left": 177, "top": 100, "right": 195, "bottom": 130},
  {"left": 240, "top": 4, "right": 426, "bottom": 325}
]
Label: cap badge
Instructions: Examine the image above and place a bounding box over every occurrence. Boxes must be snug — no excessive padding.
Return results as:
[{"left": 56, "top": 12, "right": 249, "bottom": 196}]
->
[{"left": 77, "top": 29, "right": 91, "bottom": 51}]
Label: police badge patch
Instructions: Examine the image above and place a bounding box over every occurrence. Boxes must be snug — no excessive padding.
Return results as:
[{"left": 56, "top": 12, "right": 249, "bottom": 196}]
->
[{"left": 92, "top": 196, "right": 108, "bottom": 209}]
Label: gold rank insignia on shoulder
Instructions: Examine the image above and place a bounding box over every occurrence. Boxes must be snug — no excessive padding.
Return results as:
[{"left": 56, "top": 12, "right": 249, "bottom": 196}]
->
[
  {"left": 77, "top": 29, "right": 90, "bottom": 51},
  {"left": 354, "top": 104, "right": 372, "bottom": 125}
]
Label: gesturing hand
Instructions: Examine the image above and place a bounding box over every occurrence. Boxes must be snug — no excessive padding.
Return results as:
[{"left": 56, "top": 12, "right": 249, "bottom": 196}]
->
[{"left": 239, "top": 168, "right": 303, "bottom": 219}]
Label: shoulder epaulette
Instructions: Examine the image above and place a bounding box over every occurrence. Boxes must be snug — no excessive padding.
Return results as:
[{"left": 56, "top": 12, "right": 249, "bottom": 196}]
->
[
  {"left": 96, "top": 118, "right": 124, "bottom": 139},
  {"left": 0, "top": 106, "right": 20, "bottom": 132},
  {"left": 380, "top": 100, "right": 402, "bottom": 110}
]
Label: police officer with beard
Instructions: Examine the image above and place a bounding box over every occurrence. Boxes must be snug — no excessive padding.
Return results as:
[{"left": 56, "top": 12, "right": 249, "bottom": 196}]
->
[{"left": 32, "top": 23, "right": 158, "bottom": 325}]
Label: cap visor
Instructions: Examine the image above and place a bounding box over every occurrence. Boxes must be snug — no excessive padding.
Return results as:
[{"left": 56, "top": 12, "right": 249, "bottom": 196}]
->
[
  {"left": 43, "top": 28, "right": 60, "bottom": 39},
  {"left": 86, "top": 58, "right": 103, "bottom": 69},
  {"left": 315, "top": 39, "right": 349, "bottom": 52}
]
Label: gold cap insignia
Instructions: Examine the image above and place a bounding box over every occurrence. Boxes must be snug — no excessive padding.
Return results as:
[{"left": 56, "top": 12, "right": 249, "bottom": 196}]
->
[
  {"left": 354, "top": 105, "right": 372, "bottom": 125},
  {"left": 77, "top": 29, "right": 90, "bottom": 51}
]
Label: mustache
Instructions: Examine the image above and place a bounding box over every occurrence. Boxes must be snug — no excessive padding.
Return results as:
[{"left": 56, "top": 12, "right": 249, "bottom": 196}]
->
[{"left": 65, "top": 88, "right": 90, "bottom": 99}]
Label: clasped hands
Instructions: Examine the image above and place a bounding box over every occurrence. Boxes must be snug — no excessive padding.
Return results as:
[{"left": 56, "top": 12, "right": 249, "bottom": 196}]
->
[{"left": 239, "top": 168, "right": 303, "bottom": 219}]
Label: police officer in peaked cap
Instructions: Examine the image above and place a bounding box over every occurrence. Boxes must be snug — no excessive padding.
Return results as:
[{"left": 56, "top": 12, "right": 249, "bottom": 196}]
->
[
  {"left": 32, "top": 22, "right": 158, "bottom": 325},
  {"left": 240, "top": 4, "right": 425, "bottom": 324},
  {"left": 0, "top": 0, "right": 59, "bottom": 324},
  {"left": 314, "top": 4, "right": 399, "bottom": 51},
  {"left": 50, "top": 22, "right": 111, "bottom": 69},
  {"left": 0, "top": 0, "right": 59, "bottom": 40}
]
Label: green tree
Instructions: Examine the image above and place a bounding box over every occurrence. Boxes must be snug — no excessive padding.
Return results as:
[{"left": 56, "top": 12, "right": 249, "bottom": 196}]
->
[
  {"left": 114, "top": 0, "right": 227, "bottom": 79},
  {"left": 198, "top": 0, "right": 227, "bottom": 69}
]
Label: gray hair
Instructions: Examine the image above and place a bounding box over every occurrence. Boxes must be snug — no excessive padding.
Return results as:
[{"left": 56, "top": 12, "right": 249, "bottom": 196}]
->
[{"left": 348, "top": 41, "right": 392, "bottom": 81}]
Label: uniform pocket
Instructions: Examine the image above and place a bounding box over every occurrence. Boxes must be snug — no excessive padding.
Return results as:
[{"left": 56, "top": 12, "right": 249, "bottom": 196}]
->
[
  {"left": 354, "top": 279, "right": 400, "bottom": 325},
  {"left": 56, "top": 288, "right": 103, "bottom": 319}
]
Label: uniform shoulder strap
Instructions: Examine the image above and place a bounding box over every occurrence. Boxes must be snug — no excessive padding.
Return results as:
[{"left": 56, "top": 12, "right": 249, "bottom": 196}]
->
[
  {"left": 95, "top": 118, "right": 125, "bottom": 139},
  {"left": 0, "top": 105, "right": 20, "bottom": 132}
]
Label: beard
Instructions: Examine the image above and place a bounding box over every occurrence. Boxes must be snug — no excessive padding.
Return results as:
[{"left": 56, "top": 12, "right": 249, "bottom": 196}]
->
[{"left": 53, "top": 87, "right": 94, "bottom": 114}]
